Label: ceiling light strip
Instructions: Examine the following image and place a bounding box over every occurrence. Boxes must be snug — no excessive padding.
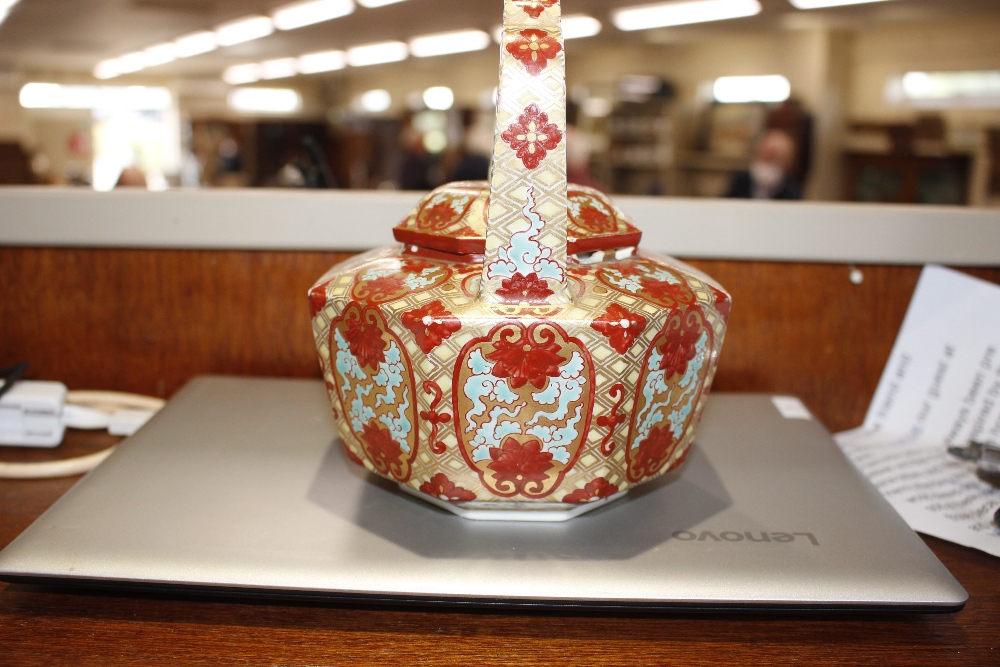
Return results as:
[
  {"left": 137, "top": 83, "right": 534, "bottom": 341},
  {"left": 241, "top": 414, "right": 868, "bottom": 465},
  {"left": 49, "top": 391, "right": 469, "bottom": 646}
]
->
[{"left": 612, "top": 0, "right": 761, "bottom": 31}]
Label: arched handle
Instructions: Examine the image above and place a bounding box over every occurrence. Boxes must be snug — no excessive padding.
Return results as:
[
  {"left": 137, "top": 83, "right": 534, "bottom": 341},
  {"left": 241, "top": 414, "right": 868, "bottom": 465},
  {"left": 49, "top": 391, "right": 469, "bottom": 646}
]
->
[{"left": 479, "top": 0, "right": 571, "bottom": 305}]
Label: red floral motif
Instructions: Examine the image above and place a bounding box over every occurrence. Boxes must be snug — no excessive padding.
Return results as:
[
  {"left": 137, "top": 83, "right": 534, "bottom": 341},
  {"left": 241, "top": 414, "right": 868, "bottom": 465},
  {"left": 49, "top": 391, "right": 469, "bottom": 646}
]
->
[
  {"left": 563, "top": 477, "right": 619, "bottom": 504},
  {"left": 361, "top": 421, "right": 402, "bottom": 474},
  {"left": 614, "top": 263, "right": 646, "bottom": 277},
  {"left": 711, "top": 285, "right": 732, "bottom": 321},
  {"left": 356, "top": 272, "right": 406, "bottom": 303},
  {"left": 506, "top": 28, "right": 561, "bottom": 76},
  {"left": 496, "top": 271, "right": 554, "bottom": 303},
  {"left": 640, "top": 277, "right": 696, "bottom": 307},
  {"left": 419, "top": 380, "right": 451, "bottom": 455},
  {"left": 401, "top": 300, "right": 462, "bottom": 354},
  {"left": 342, "top": 305, "right": 387, "bottom": 369},
  {"left": 633, "top": 426, "right": 675, "bottom": 479},
  {"left": 514, "top": 0, "right": 557, "bottom": 19},
  {"left": 309, "top": 281, "right": 330, "bottom": 317},
  {"left": 596, "top": 382, "right": 628, "bottom": 455},
  {"left": 419, "top": 473, "right": 477, "bottom": 502},
  {"left": 501, "top": 103, "right": 562, "bottom": 170},
  {"left": 657, "top": 309, "right": 703, "bottom": 379},
  {"left": 398, "top": 258, "right": 435, "bottom": 274},
  {"left": 591, "top": 303, "right": 648, "bottom": 354},
  {"left": 417, "top": 200, "right": 464, "bottom": 232},
  {"left": 488, "top": 436, "right": 553, "bottom": 496},
  {"left": 572, "top": 205, "right": 616, "bottom": 234},
  {"left": 485, "top": 323, "right": 566, "bottom": 390},
  {"left": 341, "top": 440, "right": 364, "bottom": 466}
]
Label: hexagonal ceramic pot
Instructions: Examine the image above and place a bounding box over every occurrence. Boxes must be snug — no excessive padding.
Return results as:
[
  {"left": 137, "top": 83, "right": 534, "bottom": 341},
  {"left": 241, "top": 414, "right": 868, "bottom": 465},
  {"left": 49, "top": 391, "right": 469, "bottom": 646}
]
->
[{"left": 308, "top": 0, "right": 730, "bottom": 521}]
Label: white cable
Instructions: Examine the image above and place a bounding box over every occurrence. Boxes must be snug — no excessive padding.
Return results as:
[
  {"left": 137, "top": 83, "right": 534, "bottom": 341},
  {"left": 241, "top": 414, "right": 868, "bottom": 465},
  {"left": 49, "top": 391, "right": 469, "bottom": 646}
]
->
[
  {"left": 1, "top": 386, "right": 163, "bottom": 479},
  {"left": 61, "top": 404, "right": 112, "bottom": 430},
  {"left": 66, "top": 390, "right": 165, "bottom": 412},
  {"left": 0, "top": 446, "right": 116, "bottom": 479}
]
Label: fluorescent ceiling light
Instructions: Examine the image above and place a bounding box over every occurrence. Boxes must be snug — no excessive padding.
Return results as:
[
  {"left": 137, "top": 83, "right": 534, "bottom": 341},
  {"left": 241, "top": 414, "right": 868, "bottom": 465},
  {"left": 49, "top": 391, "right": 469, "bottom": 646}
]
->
[
  {"left": 260, "top": 57, "right": 298, "bottom": 79},
  {"left": 116, "top": 52, "right": 147, "bottom": 74},
  {"left": 175, "top": 31, "right": 218, "bottom": 57},
  {"left": 358, "top": 89, "right": 391, "bottom": 113},
  {"left": 298, "top": 50, "right": 347, "bottom": 74},
  {"left": 713, "top": 75, "right": 790, "bottom": 103},
  {"left": 19, "top": 83, "right": 172, "bottom": 111},
  {"left": 228, "top": 88, "right": 302, "bottom": 113},
  {"left": 894, "top": 70, "right": 1000, "bottom": 108},
  {"left": 346, "top": 41, "right": 408, "bottom": 66},
  {"left": 423, "top": 86, "right": 454, "bottom": 110},
  {"left": 409, "top": 29, "right": 490, "bottom": 58},
  {"left": 215, "top": 15, "right": 274, "bottom": 47},
  {"left": 223, "top": 63, "right": 263, "bottom": 85},
  {"left": 272, "top": 0, "right": 354, "bottom": 31},
  {"left": 357, "top": 0, "right": 407, "bottom": 7},
  {"left": 93, "top": 59, "right": 122, "bottom": 80},
  {"left": 142, "top": 43, "right": 177, "bottom": 67},
  {"left": 612, "top": 0, "right": 761, "bottom": 31},
  {"left": 0, "top": 0, "right": 19, "bottom": 11},
  {"left": 789, "top": 0, "right": 893, "bottom": 8},
  {"left": 563, "top": 15, "right": 602, "bottom": 39}
]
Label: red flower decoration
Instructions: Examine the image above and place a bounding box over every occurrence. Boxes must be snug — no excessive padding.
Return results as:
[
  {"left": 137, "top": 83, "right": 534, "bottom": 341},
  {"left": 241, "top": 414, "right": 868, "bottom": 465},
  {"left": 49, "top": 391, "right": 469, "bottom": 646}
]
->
[
  {"left": 640, "top": 277, "right": 696, "bottom": 307},
  {"left": 488, "top": 436, "right": 553, "bottom": 496},
  {"left": 501, "top": 103, "right": 562, "bottom": 170},
  {"left": 359, "top": 273, "right": 406, "bottom": 302},
  {"left": 591, "top": 303, "right": 648, "bottom": 354},
  {"left": 417, "top": 201, "right": 462, "bottom": 231},
  {"left": 401, "top": 300, "right": 462, "bottom": 353},
  {"left": 496, "top": 271, "right": 554, "bottom": 303},
  {"left": 342, "top": 307, "right": 387, "bottom": 369},
  {"left": 633, "top": 426, "right": 674, "bottom": 478},
  {"left": 506, "top": 28, "right": 561, "bottom": 76},
  {"left": 361, "top": 421, "right": 401, "bottom": 473},
  {"left": 341, "top": 441, "right": 364, "bottom": 467},
  {"left": 419, "top": 473, "right": 477, "bottom": 502},
  {"left": 485, "top": 324, "right": 566, "bottom": 390},
  {"left": 573, "top": 205, "right": 616, "bottom": 233},
  {"left": 514, "top": 0, "right": 557, "bottom": 19},
  {"left": 657, "top": 310, "right": 703, "bottom": 379},
  {"left": 563, "top": 477, "right": 619, "bottom": 504}
]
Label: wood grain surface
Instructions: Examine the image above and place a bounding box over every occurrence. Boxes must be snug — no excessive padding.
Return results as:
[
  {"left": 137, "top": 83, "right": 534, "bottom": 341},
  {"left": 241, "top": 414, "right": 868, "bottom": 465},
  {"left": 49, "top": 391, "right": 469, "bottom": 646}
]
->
[{"left": 2, "top": 247, "right": 999, "bottom": 665}]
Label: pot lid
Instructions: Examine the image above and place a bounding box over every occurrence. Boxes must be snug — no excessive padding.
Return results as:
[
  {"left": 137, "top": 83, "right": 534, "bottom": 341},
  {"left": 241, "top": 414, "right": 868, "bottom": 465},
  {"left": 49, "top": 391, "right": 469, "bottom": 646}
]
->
[{"left": 393, "top": 180, "right": 642, "bottom": 257}]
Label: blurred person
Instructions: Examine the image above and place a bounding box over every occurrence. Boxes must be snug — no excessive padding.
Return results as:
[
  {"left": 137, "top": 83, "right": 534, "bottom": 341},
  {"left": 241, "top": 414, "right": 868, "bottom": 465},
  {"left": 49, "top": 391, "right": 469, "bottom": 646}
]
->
[
  {"left": 397, "top": 114, "right": 433, "bottom": 191},
  {"left": 726, "top": 129, "right": 801, "bottom": 200},
  {"left": 115, "top": 166, "right": 147, "bottom": 188}
]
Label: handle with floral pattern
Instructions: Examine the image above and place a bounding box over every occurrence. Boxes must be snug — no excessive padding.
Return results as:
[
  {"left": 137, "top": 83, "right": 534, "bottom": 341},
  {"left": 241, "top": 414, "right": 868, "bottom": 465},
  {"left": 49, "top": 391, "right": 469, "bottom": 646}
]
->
[{"left": 479, "top": 0, "right": 570, "bottom": 306}]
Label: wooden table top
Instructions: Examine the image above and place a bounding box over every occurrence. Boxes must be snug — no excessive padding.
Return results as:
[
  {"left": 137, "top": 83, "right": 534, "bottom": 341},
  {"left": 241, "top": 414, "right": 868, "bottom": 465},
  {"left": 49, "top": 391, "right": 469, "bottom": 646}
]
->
[{"left": 1, "top": 431, "right": 998, "bottom": 667}]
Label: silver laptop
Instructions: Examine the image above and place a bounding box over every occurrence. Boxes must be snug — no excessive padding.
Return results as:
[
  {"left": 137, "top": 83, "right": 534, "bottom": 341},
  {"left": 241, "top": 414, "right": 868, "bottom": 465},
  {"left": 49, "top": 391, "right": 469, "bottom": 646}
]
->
[{"left": 0, "top": 376, "right": 967, "bottom": 612}]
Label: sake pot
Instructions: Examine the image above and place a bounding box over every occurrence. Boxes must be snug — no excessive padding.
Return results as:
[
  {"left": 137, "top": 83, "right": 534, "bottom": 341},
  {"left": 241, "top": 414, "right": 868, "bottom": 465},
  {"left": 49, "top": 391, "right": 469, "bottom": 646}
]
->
[{"left": 309, "top": 0, "right": 730, "bottom": 521}]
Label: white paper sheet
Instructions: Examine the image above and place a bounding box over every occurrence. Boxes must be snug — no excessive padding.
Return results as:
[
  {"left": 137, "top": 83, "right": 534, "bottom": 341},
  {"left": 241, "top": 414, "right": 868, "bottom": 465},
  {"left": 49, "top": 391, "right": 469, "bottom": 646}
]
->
[{"left": 834, "top": 265, "right": 1000, "bottom": 557}]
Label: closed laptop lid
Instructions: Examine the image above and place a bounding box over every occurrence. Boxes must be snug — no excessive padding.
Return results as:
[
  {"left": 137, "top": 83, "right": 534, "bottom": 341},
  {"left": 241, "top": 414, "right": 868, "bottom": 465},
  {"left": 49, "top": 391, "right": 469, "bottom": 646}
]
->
[{"left": 0, "top": 377, "right": 967, "bottom": 611}]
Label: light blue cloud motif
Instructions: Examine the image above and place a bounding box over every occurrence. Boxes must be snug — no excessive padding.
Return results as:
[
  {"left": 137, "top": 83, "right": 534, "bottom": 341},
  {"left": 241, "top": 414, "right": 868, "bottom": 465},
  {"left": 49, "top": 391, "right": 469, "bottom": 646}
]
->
[
  {"left": 333, "top": 328, "right": 366, "bottom": 394},
  {"left": 645, "top": 267, "right": 681, "bottom": 284},
  {"left": 485, "top": 187, "right": 564, "bottom": 281},
  {"left": 335, "top": 325, "right": 411, "bottom": 451},
  {"left": 359, "top": 265, "right": 398, "bottom": 281},
  {"left": 602, "top": 269, "right": 643, "bottom": 294},
  {"left": 371, "top": 341, "right": 404, "bottom": 409},
  {"left": 632, "top": 330, "right": 708, "bottom": 449},
  {"left": 379, "top": 386, "right": 412, "bottom": 453},
  {"left": 403, "top": 267, "right": 444, "bottom": 290},
  {"left": 349, "top": 386, "right": 375, "bottom": 433},
  {"left": 462, "top": 350, "right": 526, "bottom": 461},
  {"left": 525, "top": 351, "right": 587, "bottom": 465}
]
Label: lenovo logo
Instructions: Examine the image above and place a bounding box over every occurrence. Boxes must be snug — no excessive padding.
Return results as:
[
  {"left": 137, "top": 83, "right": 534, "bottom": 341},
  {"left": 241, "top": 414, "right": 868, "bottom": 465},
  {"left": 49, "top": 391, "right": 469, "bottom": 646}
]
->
[{"left": 671, "top": 530, "right": 820, "bottom": 546}]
